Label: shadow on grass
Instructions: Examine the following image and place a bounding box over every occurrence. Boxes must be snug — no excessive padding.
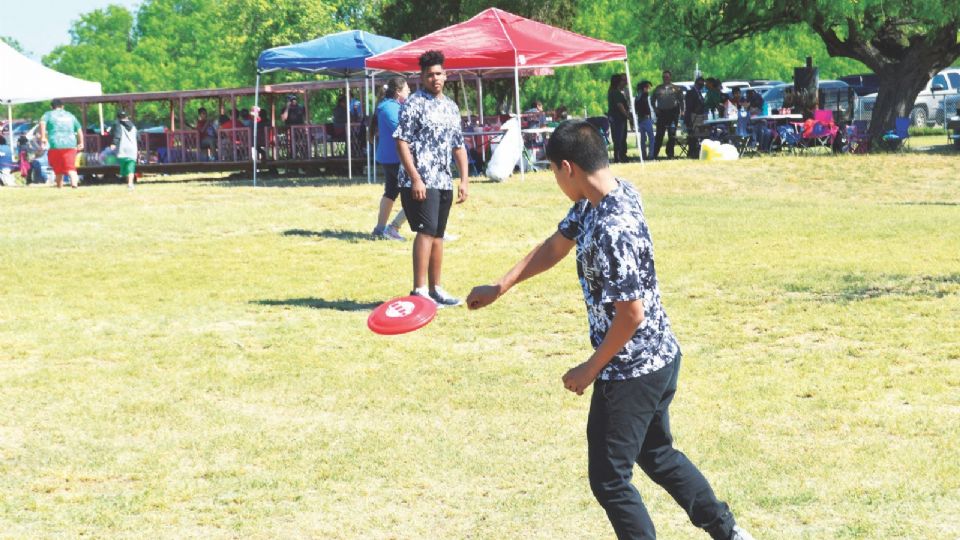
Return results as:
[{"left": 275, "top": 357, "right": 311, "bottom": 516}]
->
[
  {"left": 890, "top": 201, "right": 960, "bottom": 206},
  {"left": 791, "top": 273, "right": 960, "bottom": 302},
  {"left": 253, "top": 298, "right": 380, "bottom": 311},
  {"left": 212, "top": 175, "right": 373, "bottom": 188},
  {"left": 283, "top": 229, "right": 371, "bottom": 242}
]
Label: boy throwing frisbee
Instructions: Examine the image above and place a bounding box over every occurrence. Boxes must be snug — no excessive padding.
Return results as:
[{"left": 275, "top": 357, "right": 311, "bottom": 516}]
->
[{"left": 466, "top": 121, "right": 754, "bottom": 540}]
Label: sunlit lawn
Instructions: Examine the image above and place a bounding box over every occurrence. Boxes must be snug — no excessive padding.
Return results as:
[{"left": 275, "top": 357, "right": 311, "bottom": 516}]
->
[{"left": 1, "top": 152, "right": 958, "bottom": 538}]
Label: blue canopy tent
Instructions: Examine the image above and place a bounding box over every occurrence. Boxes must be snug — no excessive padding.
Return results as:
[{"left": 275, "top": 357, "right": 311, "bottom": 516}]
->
[{"left": 254, "top": 30, "right": 405, "bottom": 184}]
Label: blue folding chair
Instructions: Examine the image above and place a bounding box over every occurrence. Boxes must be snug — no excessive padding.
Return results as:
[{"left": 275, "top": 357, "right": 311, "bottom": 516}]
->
[
  {"left": 731, "top": 109, "right": 756, "bottom": 156},
  {"left": 881, "top": 117, "right": 910, "bottom": 151}
]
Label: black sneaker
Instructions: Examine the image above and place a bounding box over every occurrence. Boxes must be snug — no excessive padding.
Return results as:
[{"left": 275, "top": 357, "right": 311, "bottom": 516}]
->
[{"left": 429, "top": 286, "right": 462, "bottom": 307}]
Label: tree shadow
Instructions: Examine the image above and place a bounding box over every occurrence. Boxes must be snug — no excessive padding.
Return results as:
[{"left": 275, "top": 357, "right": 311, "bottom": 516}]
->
[
  {"left": 890, "top": 201, "right": 960, "bottom": 206},
  {"left": 252, "top": 298, "right": 380, "bottom": 311},
  {"left": 811, "top": 273, "right": 960, "bottom": 302},
  {"left": 283, "top": 229, "right": 371, "bottom": 242}
]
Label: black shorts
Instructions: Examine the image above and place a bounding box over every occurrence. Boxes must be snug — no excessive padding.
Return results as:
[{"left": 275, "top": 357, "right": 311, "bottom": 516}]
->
[
  {"left": 380, "top": 163, "right": 401, "bottom": 201},
  {"left": 400, "top": 188, "right": 453, "bottom": 238}
]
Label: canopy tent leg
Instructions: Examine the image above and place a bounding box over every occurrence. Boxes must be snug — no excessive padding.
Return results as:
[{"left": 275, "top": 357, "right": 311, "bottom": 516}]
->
[
  {"left": 458, "top": 72, "right": 471, "bottom": 124},
  {"left": 98, "top": 103, "right": 104, "bottom": 136},
  {"left": 514, "top": 65, "right": 524, "bottom": 181},
  {"left": 477, "top": 74, "right": 485, "bottom": 162},
  {"left": 346, "top": 78, "right": 352, "bottom": 180},
  {"left": 253, "top": 73, "right": 260, "bottom": 187},
  {"left": 366, "top": 73, "right": 373, "bottom": 184},
  {"left": 7, "top": 104, "right": 14, "bottom": 163},
  {"left": 367, "top": 72, "right": 378, "bottom": 184},
  {"left": 623, "top": 59, "right": 643, "bottom": 165}
]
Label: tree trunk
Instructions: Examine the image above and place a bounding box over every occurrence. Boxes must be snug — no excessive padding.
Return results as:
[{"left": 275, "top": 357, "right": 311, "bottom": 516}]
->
[
  {"left": 869, "top": 64, "right": 931, "bottom": 142},
  {"left": 812, "top": 18, "right": 960, "bottom": 149}
]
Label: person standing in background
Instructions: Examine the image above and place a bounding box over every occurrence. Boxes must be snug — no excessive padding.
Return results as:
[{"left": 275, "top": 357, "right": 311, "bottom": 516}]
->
[
  {"left": 684, "top": 77, "right": 706, "bottom": 159},
  {"left": 651, "top": 70, "right": 684, "bottom": 160},
  {"left": 109, "top": 110, "right": 138, "bottom": 190},
  {"left": 39, "top": 98, "right": 83, "bottom": 189},
  {"left": 634, "top": 81, "right": 656, "bottom": 161},
  {"left": 370, "top": 76, "right": 411, "bottom": 241},
  {"left": 607, "top": 74, "right": 630, "bottom": 163}
]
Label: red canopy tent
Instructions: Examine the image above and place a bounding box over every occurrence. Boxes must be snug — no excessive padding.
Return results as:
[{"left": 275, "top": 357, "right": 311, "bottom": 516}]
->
[{"left": 365, "top": 8, "right": 644, "bottom": 174}]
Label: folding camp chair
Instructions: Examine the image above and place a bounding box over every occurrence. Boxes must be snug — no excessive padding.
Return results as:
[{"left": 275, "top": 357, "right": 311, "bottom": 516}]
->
[
  {"left": 885, "top": 117, "right": 911, "bottom": 151},
  {"left": 803, "top": 109, "right": 839, "bottom": 152},
  {"left": 844, "top": 120, "right": 870, "bottom": 154},
  {"left": 730, "top": 109, "right": 757, "bottom": 156}
]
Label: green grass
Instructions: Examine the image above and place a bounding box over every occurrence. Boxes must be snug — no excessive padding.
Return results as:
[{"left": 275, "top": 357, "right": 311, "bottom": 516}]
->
[{"left": 1, "top": 154, "right": 959, "bottom": 539}]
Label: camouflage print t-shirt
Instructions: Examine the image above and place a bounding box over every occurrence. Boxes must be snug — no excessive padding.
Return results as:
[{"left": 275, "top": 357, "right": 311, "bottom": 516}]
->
[
  {"left": 558, "top": 179, "right": 681, "bottom": 381},
  {"left": 393, "top": 89, "right": 464, "bottom": 190}
]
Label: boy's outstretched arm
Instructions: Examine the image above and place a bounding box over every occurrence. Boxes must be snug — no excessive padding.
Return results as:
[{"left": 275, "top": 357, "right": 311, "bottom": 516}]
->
[
  {"left": 467, "top": 230, "right": 574, "bottom": 310},
  {"left": 562, "top": 299, "right": 644, "bottom": 395}
]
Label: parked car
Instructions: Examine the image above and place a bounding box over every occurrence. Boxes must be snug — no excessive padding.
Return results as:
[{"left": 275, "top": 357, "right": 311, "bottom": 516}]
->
[
  {"left": 749, "top": 79, "right": 785, "bottom": 87},
  {"left": 911, "top": 68, "right": 960, "bottom": 127},
  {"left": 762, "top": 80, "right": 855, "bottom": 122},
  {"left": 721, "top": 80, "right": 751, "bottom": 94},
  {"left": 839, "top": 73, "right": 880, "bottom": 96}
]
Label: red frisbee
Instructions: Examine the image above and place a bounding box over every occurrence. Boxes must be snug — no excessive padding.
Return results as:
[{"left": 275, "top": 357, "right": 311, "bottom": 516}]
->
[{"left": 367, "top": 295, "right": 438, "bottom": 335}]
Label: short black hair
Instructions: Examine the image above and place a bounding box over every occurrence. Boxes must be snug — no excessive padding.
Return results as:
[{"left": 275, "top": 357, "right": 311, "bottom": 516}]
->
[
  {"left": 198, "top": 107, "right": 208, "bottom": 114},
  {"left": 51, "top": 98, "right": 63, "bottom": 108},
  {"left": 419, "top": 50, "right": 445, "bottom": 72},
  {"left": 545, "top": 120, "right": 609, "bottom": 174}
]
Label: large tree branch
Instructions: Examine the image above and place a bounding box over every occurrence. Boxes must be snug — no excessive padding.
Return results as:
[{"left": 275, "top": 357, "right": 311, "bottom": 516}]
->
[{"left": 809, "top": 14, "right": 886, "bottom": 72}]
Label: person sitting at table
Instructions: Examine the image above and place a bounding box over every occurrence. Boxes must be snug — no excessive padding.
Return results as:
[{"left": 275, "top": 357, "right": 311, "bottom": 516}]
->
[
  {"left": 745, "top": 89, "right": 764, "bottom": 115},
  {"left": 729, "top": 88, "right": 744, "bottom": 111},
  {"left": 704, "top": 78, "right": 725, "bottom": 117},
  {"left": 332, "top": 95, "right": 348, "bottom": 139},
  {"left": 525, "top": 100, "right": 546, "bottom": 127}
]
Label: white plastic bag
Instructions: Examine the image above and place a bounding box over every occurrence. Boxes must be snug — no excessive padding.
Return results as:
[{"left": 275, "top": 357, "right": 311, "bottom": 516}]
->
[{"left": 486, "top": 117, "right": 522, "bottom": 182}]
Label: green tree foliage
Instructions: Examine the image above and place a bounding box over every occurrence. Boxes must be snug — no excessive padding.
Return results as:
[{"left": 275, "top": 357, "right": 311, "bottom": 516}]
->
[
  {"left": 659, "top": 0, "right": 960, "bottom": 138},
  {"left": 525, "top": 0, "right": 866, "bottom": 118}
]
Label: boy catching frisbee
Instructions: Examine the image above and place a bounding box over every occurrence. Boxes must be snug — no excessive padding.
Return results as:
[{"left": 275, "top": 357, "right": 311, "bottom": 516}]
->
[{"left": 466, "top": 121, "right": 754, "bottom": 540}]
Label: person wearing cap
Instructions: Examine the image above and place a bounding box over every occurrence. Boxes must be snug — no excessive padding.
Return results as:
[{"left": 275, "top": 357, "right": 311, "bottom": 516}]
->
[
  {"left": 110, "top": 110, "right": 138, "bottom": 189},
  {"left": 281, "top": 96, "right": 305, "bottom": 126},
  {"left": 39, "top": 98, "right": 83, "bottom": 188}
]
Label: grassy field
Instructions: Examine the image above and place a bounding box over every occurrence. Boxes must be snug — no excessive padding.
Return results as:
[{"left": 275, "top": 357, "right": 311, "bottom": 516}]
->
[{"left": 1, "top": 153, "right": 958, "bottom": 539}]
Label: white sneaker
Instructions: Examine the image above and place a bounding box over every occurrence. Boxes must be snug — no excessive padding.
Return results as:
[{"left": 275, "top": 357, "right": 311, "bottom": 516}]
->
[
  {"left": 382, "top": 225, "right": 405, "bottom": 241},
  {"left": 429, "top": 286, "right": 462, "bottom": 307},
  {"left": 409, "top": 288, "right": 437, "bottom": 304},
  {"left": 729, "top": 526, "right": 756, "bottom": 540}
]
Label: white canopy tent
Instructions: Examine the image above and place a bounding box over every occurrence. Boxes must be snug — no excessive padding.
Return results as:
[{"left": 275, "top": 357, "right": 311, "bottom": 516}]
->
[{"left": 1, "top": 40, "right": 103, "bottom": 156}]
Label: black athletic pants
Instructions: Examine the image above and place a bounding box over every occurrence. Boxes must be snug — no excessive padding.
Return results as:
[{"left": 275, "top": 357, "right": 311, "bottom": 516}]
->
[{"left": 587, "top": 356, "right": 737, "bottom": 540}]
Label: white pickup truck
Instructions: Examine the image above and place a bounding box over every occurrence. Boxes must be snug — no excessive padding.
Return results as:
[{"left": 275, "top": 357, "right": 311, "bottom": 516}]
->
[
  {"left": 910, "top": 68, "right": 960, "bottom": 127},
  {"left": 854, "top": 68, "right": 960, "bottom": 126}
]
